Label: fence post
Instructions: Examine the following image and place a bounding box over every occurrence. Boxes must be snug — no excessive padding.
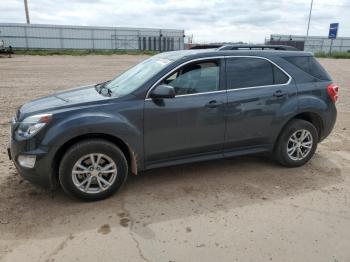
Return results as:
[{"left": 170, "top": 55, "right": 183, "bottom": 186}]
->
[
  {"left": 24, "top": 25, "right": 29, "bottom": 50},
  {"left": 159, "top": 30, "right": 162, "bottom": 52},
  {"left": 59, "top": 28, "right": 64, "bottom": 49},
  {"left": 91, "top": 29, "right": 95, "bottom": 50},
  {"left": 329, "top": 38, "right": 334, "bottom": 55},
  {"left": 341, "top": 38, "right": 344, "bottom": 52},
  {"left": 138, "top": 37, "right": 141, "bottom": 51}
]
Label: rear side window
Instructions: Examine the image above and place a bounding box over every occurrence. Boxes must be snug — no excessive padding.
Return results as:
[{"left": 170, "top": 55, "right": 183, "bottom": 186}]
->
[
  {"left": 283, "top": 56, "right": 331, "bottom": 81},
  {"left": 226, "top": 57, "right": 289, "bottom": 89}
]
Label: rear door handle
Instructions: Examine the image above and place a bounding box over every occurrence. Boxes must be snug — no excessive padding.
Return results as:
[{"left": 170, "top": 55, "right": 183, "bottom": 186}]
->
[
  {"left": 205, "top": 100, "right": 223, "bottom": 108},
  {"left": 273, "top": 90, "right": 287, "bottom": 97}
]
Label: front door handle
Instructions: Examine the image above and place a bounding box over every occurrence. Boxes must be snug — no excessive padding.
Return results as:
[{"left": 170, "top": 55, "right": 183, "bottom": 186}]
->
[
  {"left": 205, "top": 100, "right": 223, "bottom": 108},
  {"left": 273, "top": 90, "right": 287, "bottom": 97}
]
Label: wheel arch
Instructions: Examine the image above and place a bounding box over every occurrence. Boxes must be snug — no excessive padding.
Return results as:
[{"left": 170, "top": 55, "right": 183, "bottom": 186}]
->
[
  {"left": 292, "top": 112, "right": 323, "bottom": 139},
  {"left": 274, "top": 111, "right": 324, "bottom": 150},
  {"left": 52, "top": 133, "right": 139, "bottom": 186}
]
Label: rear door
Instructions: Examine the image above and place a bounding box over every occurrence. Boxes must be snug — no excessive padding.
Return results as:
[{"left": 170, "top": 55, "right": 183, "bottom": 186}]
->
[
  {"left": 224, "top": 56, "right": 297, "bottom": 154},
  {"left": 144, "top": 58, "right": 227, "bottom": 167}
]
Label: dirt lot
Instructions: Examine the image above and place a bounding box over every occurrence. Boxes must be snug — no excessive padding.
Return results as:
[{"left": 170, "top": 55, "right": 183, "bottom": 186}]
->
[{"left": 0, "top": 55, "right": 349, "bottom": 262}]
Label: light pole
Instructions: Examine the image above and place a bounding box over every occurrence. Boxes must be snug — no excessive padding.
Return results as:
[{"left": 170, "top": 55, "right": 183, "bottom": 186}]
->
[
  {"left": 24, "top": 0, "right": 30, "bottom": 24},
  {"left": 306, "top": 0, "right": 314, "bottom": 41}
]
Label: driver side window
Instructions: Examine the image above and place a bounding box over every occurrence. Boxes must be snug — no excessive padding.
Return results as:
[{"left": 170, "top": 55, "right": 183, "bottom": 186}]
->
[{"left": 162, "top": 60, "right": 220, "bottom": 96}]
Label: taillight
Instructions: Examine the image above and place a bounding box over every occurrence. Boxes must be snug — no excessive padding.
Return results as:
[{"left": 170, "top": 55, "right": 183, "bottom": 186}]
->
[{"left": 327, "top": 83, "right": 339, "bottom": 103}]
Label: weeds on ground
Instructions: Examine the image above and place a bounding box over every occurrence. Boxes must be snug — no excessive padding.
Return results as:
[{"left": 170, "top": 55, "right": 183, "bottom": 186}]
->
[{"left": 315, "top": 51, "right": 350, "bottom": 59}]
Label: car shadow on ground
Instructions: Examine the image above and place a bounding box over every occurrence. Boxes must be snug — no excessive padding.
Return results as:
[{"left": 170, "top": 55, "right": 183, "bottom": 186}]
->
[{"left": 0, "top": 152, "right": 342, "bottom": 240}]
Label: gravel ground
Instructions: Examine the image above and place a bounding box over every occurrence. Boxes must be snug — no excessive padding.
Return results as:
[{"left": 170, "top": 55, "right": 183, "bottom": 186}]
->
[{"left": 0, "top": 55, "right": 349, "bottom": 262}]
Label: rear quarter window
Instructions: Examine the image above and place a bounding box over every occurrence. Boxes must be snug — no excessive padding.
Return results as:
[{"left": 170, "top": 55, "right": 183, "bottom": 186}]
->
[
  {"left": 226, "top": 57, "right": 289, "bottom": 89},
  {"left": 283, "top": 56, "right": 331, "bottom": 81}
]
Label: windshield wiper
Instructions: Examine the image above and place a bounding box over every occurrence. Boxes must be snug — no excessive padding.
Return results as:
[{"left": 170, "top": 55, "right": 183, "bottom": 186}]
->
[{"left": 95, "top": 80, "right": 112, "bottom": 97}]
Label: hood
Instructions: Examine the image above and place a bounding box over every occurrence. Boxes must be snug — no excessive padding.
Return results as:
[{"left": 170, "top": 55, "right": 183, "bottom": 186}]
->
[{"left": 18, "top": 85, "right": 110, "bottom": 119}]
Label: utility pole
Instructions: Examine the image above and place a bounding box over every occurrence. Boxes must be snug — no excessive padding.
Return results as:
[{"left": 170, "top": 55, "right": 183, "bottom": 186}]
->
[
  {"left": 306, "top": 0, "right": 314, "bottom": 41},
  {"left": 24, "top": 0, "right": 30, "bottom": 24}
]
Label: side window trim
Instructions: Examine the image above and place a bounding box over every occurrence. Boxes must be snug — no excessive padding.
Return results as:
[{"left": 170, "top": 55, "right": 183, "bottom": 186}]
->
[
  {"left": 169, "top": 60, "right": 221, "bottom": 97},
  {"left": 145, "top": 56, "right": 292, "bottom": 100},
  {"left": 145, "top": 58, "right": 224, "bottom": 99},
  {"left": 225, "top": 56, "right": 292, "bottom": 91}
]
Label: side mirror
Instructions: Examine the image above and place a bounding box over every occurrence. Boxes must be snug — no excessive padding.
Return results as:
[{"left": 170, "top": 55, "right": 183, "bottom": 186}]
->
[{"left": 149, "top": 85, "right": 175, "bottom": 99}]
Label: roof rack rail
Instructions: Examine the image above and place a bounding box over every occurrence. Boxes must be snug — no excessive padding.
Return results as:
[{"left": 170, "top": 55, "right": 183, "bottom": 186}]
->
[
  {"left": 189, "top": 44, "right": 223, "bottom": 49},
  {"left": 217, "top": 44, "right": 299, "bottom": 51}
]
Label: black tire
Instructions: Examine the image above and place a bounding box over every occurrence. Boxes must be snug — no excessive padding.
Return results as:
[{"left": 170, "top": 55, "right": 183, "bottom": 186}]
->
[
  {"left": 59, "top": 139, "right": 128, "bottom": 201},
  {"left": 274, "top": 119, "right": 318, "bottom": 167}
]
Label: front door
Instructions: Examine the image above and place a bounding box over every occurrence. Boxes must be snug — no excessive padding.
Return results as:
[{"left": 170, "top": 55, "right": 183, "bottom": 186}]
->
[{"left": 144, "top": 58, "right": 227, "bottom": 167}]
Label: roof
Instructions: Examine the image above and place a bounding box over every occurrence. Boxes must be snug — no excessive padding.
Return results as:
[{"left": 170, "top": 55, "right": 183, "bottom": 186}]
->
[
  {"left": 190, "top": 44, "right": 299, "bottom": 51},
  {"left": 156, "top": 49, "right": 312, "bottom": 62},
  {"left": 218, "top": 44, "right": 299, "bottom": 51}
]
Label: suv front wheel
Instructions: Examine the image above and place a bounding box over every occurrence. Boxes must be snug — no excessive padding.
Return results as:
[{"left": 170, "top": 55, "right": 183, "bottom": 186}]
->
[
  {"left": 59, "top": 139, "right": 128, "bottom": 201},
  {"left": 274, "top": 119, "right": 319, "bottom": 167}
]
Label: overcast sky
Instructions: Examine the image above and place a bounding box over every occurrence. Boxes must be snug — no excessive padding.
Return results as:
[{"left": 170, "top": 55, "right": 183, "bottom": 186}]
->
[{"left": 1, "top": 0, "right": 349, "bottom": 43}]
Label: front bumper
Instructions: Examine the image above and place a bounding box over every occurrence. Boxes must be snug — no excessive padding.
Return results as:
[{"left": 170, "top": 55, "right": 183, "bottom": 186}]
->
[{"left": 8, "top": 137, "right": 59, "bottom": 190}]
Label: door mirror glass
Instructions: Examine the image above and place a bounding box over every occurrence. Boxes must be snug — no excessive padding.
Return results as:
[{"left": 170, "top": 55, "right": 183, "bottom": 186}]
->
[{"left": 149, "top": 85, "right": 175, "bottom": 99}]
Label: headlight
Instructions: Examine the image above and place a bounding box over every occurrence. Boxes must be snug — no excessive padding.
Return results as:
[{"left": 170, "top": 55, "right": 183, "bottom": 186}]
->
[{"left": 16, "top": 114, "right": 52, "bottom": 138}]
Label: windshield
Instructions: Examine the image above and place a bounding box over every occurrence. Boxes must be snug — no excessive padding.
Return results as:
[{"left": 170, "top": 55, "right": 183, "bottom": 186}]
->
[{"left": 105, "top": 56, "right": 173, "bottom": 97}]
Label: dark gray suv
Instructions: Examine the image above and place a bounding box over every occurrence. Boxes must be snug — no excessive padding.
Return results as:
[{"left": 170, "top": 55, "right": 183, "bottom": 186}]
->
[{"left": 8, "top": 49, "right": 338, "bottom": 200}]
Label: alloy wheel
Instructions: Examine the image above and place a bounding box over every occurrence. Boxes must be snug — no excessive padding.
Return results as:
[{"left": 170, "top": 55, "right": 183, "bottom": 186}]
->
[
  {"left": 71, "top": 153, "right": 118, "bottom": 194},
  {"left": 287, "top": 129, "right": 313, "bottom": 161}
]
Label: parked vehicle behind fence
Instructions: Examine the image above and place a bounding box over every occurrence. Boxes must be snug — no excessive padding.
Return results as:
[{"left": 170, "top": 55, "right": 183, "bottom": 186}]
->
[{"left": 0, "top": 40, "right": 13, "bottom": 57}]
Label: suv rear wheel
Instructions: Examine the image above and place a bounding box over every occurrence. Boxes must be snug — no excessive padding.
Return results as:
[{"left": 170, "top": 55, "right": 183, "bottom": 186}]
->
[
  {"left": 59, "top": 139, "right": 128, "bottom": 201},
  {"left": 274, "top": 119, "right": 318, "bottom": 167}
]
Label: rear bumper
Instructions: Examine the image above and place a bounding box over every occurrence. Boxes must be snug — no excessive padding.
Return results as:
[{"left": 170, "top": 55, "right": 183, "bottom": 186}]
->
[
  {"left": 320, "top": 103, "right": 337, "bottom": 141},
  {"left": 9, "top": 138, "right": 59, "bottom": 190}
]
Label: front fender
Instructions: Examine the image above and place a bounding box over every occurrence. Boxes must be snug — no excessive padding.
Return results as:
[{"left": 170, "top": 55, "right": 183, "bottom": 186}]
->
[{"left": 41, "top": 111, "right": 143, "bottom": 163}]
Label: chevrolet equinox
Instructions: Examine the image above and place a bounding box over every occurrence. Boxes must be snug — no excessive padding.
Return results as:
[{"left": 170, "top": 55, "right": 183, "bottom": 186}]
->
[{"left": 8, "top": 49, "right": 338, "bottom": 200}]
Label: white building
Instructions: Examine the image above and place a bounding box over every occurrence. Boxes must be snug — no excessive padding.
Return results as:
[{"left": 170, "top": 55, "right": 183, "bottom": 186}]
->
[
  {"left": 269, "top": 34, "right": 350, "bottom": 53},
  {"left": 0, "top": 23, "right": 185, "bottom": 51}
]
